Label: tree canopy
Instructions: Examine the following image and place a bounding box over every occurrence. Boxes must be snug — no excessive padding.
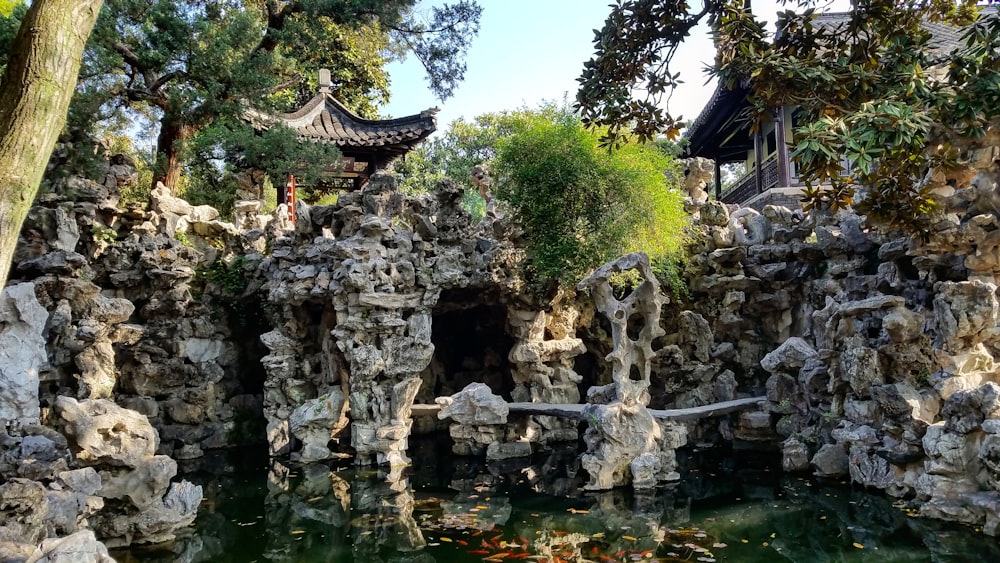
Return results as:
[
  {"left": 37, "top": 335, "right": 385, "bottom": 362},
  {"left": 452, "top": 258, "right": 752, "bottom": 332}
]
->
[
  {"left": 576, "top": 0, "right": 1000, "bottom": 235},
  {"left": 63, "top": 0, "right": 481, "bottom": 191},
  {"left": 491, "top": 108, "right": 688, "bottom": 291}
]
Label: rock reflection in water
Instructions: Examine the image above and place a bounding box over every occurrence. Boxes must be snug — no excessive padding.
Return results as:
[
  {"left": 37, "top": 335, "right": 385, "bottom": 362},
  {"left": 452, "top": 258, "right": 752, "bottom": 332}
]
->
[{"left": 114, "top": 442, "right": 1000, "bottom": 562}]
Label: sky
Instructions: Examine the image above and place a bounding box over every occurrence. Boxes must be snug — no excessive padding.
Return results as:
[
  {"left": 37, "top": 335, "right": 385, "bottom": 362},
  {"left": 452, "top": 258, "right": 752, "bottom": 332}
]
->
[{"left": 382, "top": 1, "right": 846, "bottom": 135}]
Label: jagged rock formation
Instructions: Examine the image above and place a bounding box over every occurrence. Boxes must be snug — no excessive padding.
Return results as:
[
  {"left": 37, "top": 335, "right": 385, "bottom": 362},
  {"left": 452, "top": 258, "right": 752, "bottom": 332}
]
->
[
  {"left": 663, "top": 130, "right": 1000, "bottom": 534},
  {"left": 258, "top": 175, "right": 492, "bottom": 475},
  {"left": 0, "top": 153, "right": 261, "bottom": 555},
  {"left": 0, "top": 285, "right": 201, "bottom": 555},
  {"left": 10, "top": 133, "right": 1000, "bottom": 549},
  {"left": 577, "top": 252, "right": 686, "bottom": 489}
]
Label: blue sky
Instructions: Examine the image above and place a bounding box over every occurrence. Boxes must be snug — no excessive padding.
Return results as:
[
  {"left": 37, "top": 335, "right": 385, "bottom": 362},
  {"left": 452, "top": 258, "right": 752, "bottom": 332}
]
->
[{"left": 382, "top": 1, "right": 832, "bottom": 134}]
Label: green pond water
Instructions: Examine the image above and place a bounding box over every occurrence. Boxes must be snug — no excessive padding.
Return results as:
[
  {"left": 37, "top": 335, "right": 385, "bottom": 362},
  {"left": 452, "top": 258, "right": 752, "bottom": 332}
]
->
[{"left": 115, "top": 437, "right": 1000, "bottom": 562}]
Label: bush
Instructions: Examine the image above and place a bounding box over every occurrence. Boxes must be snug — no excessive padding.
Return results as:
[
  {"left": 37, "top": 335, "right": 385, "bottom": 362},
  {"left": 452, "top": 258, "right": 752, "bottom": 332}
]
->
[{"left": 495, "top": 113, "right": 688, "bottom": 289}]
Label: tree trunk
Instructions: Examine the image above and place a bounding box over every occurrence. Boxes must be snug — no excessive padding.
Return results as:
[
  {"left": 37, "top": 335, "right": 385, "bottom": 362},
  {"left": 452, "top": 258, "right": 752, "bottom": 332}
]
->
[
  {"left": 0, "top": 0, "right": 104, "bottom": 290},
  {"left": 152, "top": 116, "right": 194, "bottom": 193}
]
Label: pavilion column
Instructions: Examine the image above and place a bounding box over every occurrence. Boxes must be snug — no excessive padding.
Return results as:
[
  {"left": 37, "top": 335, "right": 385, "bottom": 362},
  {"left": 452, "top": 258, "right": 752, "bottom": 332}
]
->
[
  {"left": 753, "top": 128, "right": 764, "bottom": 195},
  {"left": 714, "top": 159, "right": 722, "bottom": 200},
  {"left": 775, "top": 107, "right": 790, "bottom": 187}
]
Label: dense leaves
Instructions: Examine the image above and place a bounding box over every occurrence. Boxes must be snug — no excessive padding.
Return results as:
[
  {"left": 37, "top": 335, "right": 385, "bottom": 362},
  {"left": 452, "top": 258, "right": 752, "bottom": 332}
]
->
[
  {"left": 0, "top": 0, "right": 25, "bottom": 74},
  {"left": 74, "top": 0, "right": 480, "bottom": 191},
  {"left": 577, "top": 0, "right": 1000, "bottom": 235},
  {"left": 184, "top": 118, "right": 342, "bottom": 217},
  {"left": 493, "top": 110, "right": 688, "bottom": 289}
]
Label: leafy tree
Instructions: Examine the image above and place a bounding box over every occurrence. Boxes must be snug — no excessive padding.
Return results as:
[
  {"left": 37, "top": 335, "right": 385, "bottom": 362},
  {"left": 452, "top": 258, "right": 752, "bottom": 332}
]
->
[
  {"left": 0, "top": 0, "right": 103, "bottom": 289},
  {"left": 393, "top": 102, "right": 576, "bottom": 217},
  {"left": 576, "top": 0, "right": 997, "bottom": 235},
  {"left": 494, "top": 111, "right": 688, "bottom": 290},
  {"left": 77, "top": 0, "right": 481, "bottom": 192},
  {"left": 183, "top": 118, "right": 342, "bottom": 217},
  {"left": 0, "top": 1, "right": 25, "bottom": 74},
  {"left": 0, "top": 0, "right": 19, "bottom": 17}
]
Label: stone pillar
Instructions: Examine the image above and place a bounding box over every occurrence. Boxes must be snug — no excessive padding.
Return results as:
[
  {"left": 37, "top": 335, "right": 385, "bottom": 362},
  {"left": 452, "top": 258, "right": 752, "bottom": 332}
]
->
[
  {"left": 507, "top": 298, "right": 586, "bottom": 445},
  {"left": 577, "top": 252, "right": 685, "bottom": 489}
]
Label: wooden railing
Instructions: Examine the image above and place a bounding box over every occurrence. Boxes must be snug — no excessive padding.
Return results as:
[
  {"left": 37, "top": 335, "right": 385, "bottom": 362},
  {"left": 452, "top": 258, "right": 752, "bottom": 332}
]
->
[{"left": 720, "top": 154, "right": 780, "bottom": 205}]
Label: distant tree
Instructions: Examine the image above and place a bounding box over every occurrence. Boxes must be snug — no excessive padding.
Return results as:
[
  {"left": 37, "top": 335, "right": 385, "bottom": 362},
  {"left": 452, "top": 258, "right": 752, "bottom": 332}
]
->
[
  {"left": 76, "top": 0, "right": 481, "bottom": 192},
  {"left": 393, "top": 102, "right": 576, "bottom": 216},
  {"left": 576, "top": 0, "right": 997, "bottom": 235},
  {"left": 0, "top": 0, "right": 103, "bottom": 289},
  {"left": 183, "top": 118, "right": 342, "bottom": 217}
]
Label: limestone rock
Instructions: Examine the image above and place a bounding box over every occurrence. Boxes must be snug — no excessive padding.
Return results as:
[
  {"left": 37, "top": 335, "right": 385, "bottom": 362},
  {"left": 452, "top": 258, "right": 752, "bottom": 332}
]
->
[
  {"left": 289, "top": 390, "right": 348, "bottom": 462},
  {"left": 0, "top": 283, "right": 47, "bottom": 426},
  {"left": 729, "top": 208, "right": 772, "bottom": 246},
  {"left": 840, "top": 337, "right": 883, "bottom": 398},
  {"left": 53, "top": 397, "right": 158, "bottom": 467},
  {"left": 782, "top": 436, "right": 810, "bottom": 472},
  {"left": 812, "top": 443, "right": 849, "bottom": 478},
  {"left": 437, "top": 383, "right": 508, "bottom": 425},
  {"left": 26, "top": 530, "right": 114, "bottom": 563},
  {"left": 760, "top": 337, "right": 818, "bottom": 374},
  {"left": 98, "top": 455, "right": 177, "bottom": 509},
  {"left": 0, "top": 479, "right": 48, "bottom": 545},
  {"left": 934, "top": 280, "right": 999, "bottom": 353},
  {"left": 942, "top": 382, "right": 1000, "bottom": 434}
]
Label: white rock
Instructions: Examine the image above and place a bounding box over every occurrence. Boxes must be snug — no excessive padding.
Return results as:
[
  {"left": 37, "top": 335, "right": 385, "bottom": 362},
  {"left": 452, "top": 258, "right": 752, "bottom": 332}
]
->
[{"left": 0, "top": 283, "right": 48, "bottom": 426}]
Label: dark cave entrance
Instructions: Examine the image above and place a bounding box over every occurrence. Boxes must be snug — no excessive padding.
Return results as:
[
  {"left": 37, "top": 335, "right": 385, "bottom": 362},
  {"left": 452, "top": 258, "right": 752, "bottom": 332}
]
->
[{"left": 424, "top": 288, "right": 516, "bottom": 402}]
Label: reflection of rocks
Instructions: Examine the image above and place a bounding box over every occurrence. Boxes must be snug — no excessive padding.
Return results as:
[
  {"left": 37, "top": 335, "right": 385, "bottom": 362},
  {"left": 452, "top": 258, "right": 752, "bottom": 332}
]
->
[{"left": 351, "top": 469, "right": 426, "bottom": 558}]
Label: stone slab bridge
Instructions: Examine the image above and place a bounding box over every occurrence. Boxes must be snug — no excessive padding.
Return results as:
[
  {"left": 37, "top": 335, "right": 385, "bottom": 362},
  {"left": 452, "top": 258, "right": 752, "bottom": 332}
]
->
[
  {"left": 411, "top": 395, "right": 767, "bottom": 423},
  {"left": 411, "top": 389, "right": 768, "bottom": 490}
]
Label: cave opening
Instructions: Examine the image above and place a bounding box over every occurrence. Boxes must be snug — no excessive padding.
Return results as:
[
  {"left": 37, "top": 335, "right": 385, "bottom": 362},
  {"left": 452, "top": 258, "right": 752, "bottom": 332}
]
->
[{"left": 425, "top": 288, "right": 516, "bottom": 402}]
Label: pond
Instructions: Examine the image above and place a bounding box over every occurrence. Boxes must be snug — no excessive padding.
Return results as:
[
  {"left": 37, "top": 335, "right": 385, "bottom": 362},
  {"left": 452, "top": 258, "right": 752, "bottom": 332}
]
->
[{"left": 115, "top": 437, "right": 1000, "bottom": 562}]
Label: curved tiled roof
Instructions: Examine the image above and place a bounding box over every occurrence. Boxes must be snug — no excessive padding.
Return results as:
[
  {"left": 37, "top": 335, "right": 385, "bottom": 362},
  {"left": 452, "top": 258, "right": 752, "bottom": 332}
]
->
[
  {"left": 684, "top": 7, "right": 996, "bottom": 158},
  {"left": 254, "top": 93, "right": 437, "bottom": 155}
]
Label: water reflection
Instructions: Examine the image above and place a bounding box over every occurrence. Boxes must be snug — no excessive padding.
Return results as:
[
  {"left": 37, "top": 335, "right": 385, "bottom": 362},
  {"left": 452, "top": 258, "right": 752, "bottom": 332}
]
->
[{"left": 114, "top": 438, "right": 1000, "bottom": 562}]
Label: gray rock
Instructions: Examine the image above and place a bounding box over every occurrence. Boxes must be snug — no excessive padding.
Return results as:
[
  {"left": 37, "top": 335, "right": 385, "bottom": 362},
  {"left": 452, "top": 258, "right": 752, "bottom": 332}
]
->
[
  {"left": 761, "top": 337, "right": 818, "bottom": 374},
  {"left": 782, "top": 436, "right": 810, "bottom": 472},
  {"left": 437, "top": 383, "right": 508, "bottom": 425},
  {"left": 53, "top": 397, "right": 158, "bottom": 468},
  {"left": 98, "top": 455, "right": 177, "bottom": 509},
  {"left": 0, "top": 283, "right": 47, "bottom": 426},
  {"left": 26, "top": 530, "right": 114, "bottom": 563},
  {"left": 288, "top": 390, "right": 348, "bottom": 462},
  {"left": 812, "top": 444, "right": 849, "bottom": 478}
]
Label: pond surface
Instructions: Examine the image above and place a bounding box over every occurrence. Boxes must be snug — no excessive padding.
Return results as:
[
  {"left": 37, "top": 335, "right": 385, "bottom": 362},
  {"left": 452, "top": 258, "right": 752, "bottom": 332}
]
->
[{"left": 115, "top": 437, "right": 1000, "bottom": 562}]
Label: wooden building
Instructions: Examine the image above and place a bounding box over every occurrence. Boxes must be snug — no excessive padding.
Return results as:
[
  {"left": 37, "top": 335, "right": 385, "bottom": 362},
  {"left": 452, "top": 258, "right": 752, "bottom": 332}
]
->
[
  {"left": 253, "top": 69, "right": 437, "bottom": 192},
  {"left": 684, "top": 11, "right": 974, "bottom": 208}
]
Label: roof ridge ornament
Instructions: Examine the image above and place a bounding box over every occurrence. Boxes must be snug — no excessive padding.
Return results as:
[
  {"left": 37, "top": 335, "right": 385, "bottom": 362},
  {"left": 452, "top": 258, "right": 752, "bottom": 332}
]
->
[{"left": 318, "top": 68, "right": 331, "bottom": 94}]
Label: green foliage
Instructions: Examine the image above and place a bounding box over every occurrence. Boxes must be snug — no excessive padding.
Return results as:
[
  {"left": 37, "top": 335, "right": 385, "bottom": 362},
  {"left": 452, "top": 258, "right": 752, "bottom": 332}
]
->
[
  {"left": 577, "top": 1, "right": 997, "bottom": 235},
  {"left": 90, "top": 225, "right": 117, "bottom": 244},
  {"left": 0, "top": 1, "right": 20, "bottom": 17},
  {"left": 0, "top": 0, "right": 24, "bottom": 74},
  {"left": 494, "top": 112, "right": 688, "bottom": 289},
  {"left": 73, "top": 0, "right": 480, "bottom": 190},
  {"left": 200, "top": 254, "right": 251, "bottom": 297},
  {"left": 183, "top": 118, "right": 342, "bottom": 217},
  {"left": 651, "top": 254, "right": 689, "bottom": 302},
  {"left": 393, "top": 102, "right": 578, "bottom": 219},
  {"left": 608, "top": 269, "right": 643, "bottom": 300}
]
